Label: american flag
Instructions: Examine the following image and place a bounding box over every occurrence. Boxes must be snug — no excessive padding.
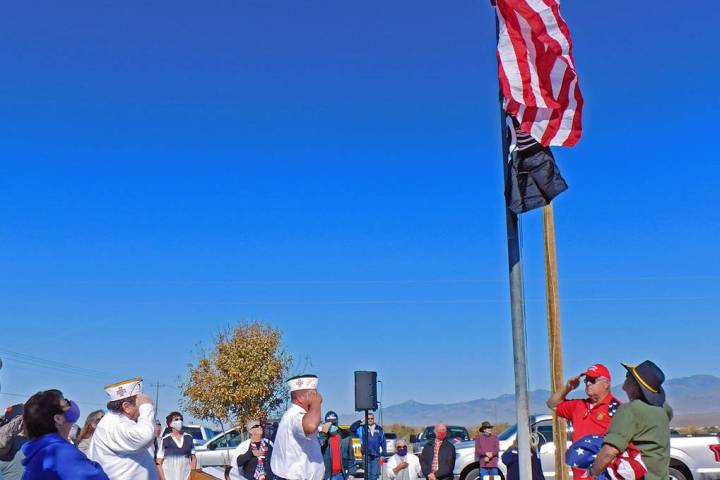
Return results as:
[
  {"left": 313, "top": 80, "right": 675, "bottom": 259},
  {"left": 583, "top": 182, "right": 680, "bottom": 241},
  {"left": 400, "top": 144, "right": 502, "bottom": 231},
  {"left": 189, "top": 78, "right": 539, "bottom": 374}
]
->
[
  {"left": 609, "top": 444, "right": 648, "bottom": 480},
  {"left": 495, "top": 0, "right": 583, "bottom": 147},
  {"left": 566, "top": 435, "right": 648, "bottom": 480}
]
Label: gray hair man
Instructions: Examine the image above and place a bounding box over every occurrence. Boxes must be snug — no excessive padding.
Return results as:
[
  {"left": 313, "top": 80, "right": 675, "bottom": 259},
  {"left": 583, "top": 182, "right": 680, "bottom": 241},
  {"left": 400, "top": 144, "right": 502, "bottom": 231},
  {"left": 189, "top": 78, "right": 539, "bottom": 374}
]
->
[{"left": 386, "top": 438, "right": 422, "bottom": 480}]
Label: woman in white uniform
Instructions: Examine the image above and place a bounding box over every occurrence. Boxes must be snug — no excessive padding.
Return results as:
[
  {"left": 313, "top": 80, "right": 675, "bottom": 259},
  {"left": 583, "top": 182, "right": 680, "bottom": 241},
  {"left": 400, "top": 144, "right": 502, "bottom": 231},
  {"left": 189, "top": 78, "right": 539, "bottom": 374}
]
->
[{"left": 157, "top": 412, "right": 196, "bottom": 480}]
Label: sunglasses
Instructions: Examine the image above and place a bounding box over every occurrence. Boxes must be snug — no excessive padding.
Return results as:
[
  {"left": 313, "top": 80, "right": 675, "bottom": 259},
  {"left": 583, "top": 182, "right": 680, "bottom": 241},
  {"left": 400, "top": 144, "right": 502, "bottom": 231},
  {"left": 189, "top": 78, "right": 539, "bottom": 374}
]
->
[{"left": 585, "top": 376, "right": 607, "bottom": 384}]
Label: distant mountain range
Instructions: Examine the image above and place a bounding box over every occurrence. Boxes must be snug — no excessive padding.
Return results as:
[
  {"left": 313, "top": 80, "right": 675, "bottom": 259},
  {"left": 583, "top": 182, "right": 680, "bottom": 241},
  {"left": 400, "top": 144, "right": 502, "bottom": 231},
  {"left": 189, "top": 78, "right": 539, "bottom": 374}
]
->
[{"left": 340, "top": 375, "right": 720, "bottom": 427}]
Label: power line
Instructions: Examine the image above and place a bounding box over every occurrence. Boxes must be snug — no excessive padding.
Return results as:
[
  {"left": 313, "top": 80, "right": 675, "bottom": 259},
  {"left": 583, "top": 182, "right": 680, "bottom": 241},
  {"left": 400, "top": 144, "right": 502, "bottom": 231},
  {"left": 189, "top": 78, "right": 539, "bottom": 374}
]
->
[
  {"left": 0, "top": 391, "right": 106, "bottom": 409},
  {"left": 2, "top": 292, "right": 717, "bottom": 309},
  {"left": 0, "top": 349, "right": 121, "bottom": 380},
  {"left": 0, "top": 274, "right": 717, "bottom": 287}
]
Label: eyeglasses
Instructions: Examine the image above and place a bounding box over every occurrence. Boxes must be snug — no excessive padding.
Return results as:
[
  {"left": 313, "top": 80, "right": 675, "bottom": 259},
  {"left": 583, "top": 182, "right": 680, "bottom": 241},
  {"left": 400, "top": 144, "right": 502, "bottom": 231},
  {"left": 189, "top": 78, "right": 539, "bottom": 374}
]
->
[{"left": 585, "top": 376, "right": 607, "bottom": 384}]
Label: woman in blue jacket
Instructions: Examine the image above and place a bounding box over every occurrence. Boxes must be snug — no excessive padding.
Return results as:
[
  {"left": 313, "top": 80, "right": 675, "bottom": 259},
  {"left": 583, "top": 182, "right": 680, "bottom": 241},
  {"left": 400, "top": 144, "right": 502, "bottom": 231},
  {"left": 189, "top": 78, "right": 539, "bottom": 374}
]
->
[{"left": 21, "top": 389, "right": 109, "bottom": 480}]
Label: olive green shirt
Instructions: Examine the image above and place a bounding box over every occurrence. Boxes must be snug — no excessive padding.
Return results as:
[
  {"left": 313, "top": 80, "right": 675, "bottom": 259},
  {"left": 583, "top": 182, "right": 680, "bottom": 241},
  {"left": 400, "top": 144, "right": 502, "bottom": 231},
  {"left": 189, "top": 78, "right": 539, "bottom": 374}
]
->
[{"left": 603, "top": 400, "right": 673, "bottom": 480}]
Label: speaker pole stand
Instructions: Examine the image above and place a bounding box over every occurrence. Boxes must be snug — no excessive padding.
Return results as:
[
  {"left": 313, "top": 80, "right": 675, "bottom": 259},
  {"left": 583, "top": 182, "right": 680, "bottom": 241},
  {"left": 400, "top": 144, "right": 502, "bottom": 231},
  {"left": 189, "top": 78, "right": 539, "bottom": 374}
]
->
[{"left": 364, "top": 409, "right": 369, "bottom": 480}]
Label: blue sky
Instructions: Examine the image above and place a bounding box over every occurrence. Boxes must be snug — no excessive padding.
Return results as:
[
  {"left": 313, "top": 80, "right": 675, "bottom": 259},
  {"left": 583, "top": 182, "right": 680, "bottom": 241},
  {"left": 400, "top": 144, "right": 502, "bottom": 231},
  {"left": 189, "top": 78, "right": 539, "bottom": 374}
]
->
[{"left": 1, "top": 0, "right": 719, "bottom": 423}]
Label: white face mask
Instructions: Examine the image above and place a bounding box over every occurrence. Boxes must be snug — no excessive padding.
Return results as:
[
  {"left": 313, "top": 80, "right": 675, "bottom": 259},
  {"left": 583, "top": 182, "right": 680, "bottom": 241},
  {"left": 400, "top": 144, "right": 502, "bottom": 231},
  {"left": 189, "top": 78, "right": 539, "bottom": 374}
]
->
[{"left": 170, "top": 420, "right": 183, "bottom": 431}]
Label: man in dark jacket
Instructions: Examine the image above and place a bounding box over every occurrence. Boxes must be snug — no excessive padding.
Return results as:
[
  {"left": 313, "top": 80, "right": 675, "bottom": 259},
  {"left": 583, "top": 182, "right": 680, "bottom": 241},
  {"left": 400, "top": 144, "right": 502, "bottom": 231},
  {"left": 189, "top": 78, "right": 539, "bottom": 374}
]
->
[
  {"left": 420, "top": 424, "right": 456, "bottom": 480},
  {"left": 349, "top": 412, "right": 386, "bottom": 480},
  {"left": 320, "top": 411, "right": 355, "bottom": 480}
]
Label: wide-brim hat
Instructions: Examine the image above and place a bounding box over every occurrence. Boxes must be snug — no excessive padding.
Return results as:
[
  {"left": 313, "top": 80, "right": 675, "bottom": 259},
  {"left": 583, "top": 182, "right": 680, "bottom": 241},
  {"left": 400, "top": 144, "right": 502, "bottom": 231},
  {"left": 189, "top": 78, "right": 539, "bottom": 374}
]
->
[
  {"left": 480, "top": 421, "right": 494, "bottom": 430},
  {"left": 622, "top": 360, "right": 666, "bottom": 407}
]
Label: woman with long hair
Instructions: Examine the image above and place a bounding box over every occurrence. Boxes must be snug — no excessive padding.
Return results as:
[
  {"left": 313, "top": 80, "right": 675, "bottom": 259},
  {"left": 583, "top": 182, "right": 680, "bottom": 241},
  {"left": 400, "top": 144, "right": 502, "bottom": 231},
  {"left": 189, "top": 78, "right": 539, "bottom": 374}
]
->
[{"left": 76, "top": 410, "right": 105, "bottom": 454}]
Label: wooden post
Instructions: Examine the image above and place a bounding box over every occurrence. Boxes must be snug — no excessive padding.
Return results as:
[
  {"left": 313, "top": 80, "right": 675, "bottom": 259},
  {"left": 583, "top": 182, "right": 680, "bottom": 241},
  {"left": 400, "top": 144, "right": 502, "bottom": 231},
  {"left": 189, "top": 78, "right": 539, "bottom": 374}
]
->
[{"left": 543, "top": 204, "right": 569, "bottom": 480}]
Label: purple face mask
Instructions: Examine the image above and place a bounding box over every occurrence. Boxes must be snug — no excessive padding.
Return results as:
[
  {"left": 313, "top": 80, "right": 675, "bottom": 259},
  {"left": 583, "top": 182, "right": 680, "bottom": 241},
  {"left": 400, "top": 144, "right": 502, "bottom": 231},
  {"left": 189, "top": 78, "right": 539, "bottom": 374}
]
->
[
  {"left": 64, "top": 400, "right": 80, "bottom": 424},
  {"left": 397, "top": 447, "right": 408, "bottom": 456}
]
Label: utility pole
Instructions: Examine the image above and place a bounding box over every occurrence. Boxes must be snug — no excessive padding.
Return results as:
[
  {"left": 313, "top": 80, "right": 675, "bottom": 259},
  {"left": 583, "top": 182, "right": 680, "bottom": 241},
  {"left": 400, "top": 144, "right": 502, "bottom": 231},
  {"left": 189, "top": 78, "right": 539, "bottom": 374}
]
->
[
  {"left": 377, "top": 380, "right": 384, "bottom": 426},
  {"left": 149, "top": 381, "right": 164, "bottom": 420}
]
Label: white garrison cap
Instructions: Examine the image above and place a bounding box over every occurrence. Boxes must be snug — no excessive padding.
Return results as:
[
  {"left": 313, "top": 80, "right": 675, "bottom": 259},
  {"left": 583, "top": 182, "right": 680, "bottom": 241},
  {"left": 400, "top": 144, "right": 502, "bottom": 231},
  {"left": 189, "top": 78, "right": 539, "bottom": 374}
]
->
[
  {"left": 287, "top": 374, "right": 318, "bottom": 392},
  {"left": 104, "top": 378, "right": 143, "bottom": 401}
]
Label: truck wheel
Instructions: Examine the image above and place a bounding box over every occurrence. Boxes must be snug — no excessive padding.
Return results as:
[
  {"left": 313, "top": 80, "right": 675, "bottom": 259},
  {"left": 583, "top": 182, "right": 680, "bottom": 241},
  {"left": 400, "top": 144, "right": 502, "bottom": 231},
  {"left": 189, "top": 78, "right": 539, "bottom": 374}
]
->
[
  {"left": 462, "top": 468, "right": 480, "bottom": 480},
  {"left": 669, "top": 467, "right": 688, "bottom": 480},
  {"left": 462, "top": 469, "right": 505, "bottom": 480}
]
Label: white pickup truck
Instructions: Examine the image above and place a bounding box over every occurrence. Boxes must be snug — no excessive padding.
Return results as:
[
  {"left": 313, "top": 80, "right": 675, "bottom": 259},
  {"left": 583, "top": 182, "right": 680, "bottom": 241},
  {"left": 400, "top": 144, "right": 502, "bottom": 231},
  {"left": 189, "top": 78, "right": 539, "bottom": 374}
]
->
[{"left": 452, "top": 415, "right": 720, "bottom": 480}]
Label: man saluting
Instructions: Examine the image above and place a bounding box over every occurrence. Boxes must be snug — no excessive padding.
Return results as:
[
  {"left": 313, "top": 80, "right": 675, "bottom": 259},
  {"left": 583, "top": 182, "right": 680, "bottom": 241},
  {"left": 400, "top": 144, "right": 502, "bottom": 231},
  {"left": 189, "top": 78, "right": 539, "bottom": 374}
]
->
[
  {"left": 88, "top": 378, "right": 159, "bottom": 480},
  {"left": 270, "top": 374, "right": 325, "bottom": 480}
]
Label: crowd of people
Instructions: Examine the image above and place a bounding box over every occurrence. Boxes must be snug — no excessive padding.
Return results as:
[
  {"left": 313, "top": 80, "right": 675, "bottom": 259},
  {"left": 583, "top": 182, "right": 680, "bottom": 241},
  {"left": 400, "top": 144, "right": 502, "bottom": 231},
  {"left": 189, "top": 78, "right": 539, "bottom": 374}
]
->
[{"left": 0, "top": 359, "right": 673, "bottom": 480}]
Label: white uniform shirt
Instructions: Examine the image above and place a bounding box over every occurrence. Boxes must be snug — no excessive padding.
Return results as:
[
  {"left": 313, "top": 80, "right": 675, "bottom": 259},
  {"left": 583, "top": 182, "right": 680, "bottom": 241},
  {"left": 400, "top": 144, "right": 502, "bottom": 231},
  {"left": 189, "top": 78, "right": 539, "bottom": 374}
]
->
[
  {"left": 269, "top": 403, "right": 324, "bottom": 480},
  {"left": 88, "top": 403, "right": 159, "bottom": 480},
  {"left": 386, "top": 452, "right": 423, "bottom": 480}
]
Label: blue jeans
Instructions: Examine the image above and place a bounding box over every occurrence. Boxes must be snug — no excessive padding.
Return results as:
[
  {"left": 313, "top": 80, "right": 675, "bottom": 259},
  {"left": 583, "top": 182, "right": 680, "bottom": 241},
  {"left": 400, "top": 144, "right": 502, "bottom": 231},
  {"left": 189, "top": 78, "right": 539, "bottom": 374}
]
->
[
  {"left": 331, "top": 475, "right": 345, "bottom": 480},
  {"left": 481, "top": 467, "right": 500, "bottom": 478},
  {"left": 366, "top": 456, "right": 380, "bottom": 480}
]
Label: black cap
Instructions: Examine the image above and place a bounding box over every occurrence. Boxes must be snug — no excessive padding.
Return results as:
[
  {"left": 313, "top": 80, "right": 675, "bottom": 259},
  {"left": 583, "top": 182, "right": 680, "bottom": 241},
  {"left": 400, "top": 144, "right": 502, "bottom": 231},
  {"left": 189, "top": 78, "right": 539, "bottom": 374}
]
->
[{"left": 325, "top": 411, "right": 339, "bottom": 424}]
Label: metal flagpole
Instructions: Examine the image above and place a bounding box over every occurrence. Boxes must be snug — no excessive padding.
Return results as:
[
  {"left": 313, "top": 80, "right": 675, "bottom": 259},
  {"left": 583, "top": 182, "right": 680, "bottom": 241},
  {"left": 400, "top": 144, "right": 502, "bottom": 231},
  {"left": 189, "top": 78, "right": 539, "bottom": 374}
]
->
[
  {"left": 543, "top": 204, "right": 569, "bottom": 480},
  {"left": 363, "top": 409, "right": 369, "bottom": 480},
  {"left": 495, "top": 9, "right": 533, "bottom": 480}
]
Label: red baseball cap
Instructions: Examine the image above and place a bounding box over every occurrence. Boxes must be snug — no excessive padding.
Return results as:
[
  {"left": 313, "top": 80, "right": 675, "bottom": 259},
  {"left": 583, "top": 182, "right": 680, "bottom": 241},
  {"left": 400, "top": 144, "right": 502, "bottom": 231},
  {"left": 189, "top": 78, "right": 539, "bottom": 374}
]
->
[{"left": 584, "top": 364, "right": 611, "bottom": 380}]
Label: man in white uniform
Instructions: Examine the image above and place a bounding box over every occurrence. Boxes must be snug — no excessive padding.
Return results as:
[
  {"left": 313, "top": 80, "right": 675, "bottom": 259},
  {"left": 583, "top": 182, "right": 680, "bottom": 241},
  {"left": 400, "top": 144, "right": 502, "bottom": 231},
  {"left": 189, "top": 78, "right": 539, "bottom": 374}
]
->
[
  {"left": 88, "top": 378, "right": 159, "bottom": 480},
  {"left": 270, "top": 374, "right": 325, "bottom": 480}
]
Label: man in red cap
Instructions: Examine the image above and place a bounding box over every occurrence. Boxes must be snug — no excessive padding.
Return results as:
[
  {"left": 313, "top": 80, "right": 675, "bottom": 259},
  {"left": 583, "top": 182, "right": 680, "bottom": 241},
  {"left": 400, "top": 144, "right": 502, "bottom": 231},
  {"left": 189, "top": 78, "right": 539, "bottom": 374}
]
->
[{"left": 546, "top": 364, "right": 621, "bottom": 479}]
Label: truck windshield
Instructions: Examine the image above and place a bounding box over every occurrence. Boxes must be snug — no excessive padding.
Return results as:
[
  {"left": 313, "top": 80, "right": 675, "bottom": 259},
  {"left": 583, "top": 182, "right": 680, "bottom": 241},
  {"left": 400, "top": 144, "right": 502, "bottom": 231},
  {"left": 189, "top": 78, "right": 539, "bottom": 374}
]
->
[
  {"left": 182, "top": 426, "right": 204, "bottom": 441},
  {"left": 419, "top": 426, "right": 469, "bottom": 442}
]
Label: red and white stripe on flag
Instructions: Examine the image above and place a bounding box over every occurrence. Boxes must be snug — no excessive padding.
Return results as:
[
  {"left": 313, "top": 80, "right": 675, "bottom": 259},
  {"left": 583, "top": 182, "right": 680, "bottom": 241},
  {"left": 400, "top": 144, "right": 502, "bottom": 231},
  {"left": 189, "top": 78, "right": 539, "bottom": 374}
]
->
[
  {"left": 608, "top": 444, "right": 648, "bottom": 480},
  {"left": 495, "top": 0, "right": 583, "bottom": 147}
]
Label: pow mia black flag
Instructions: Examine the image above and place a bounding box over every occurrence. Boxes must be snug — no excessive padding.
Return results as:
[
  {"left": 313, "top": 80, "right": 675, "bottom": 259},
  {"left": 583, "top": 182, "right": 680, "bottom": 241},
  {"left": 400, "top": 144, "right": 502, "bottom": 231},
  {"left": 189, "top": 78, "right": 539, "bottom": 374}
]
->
[{"left": 505, "top": 121, "right": 568, "bottom": 214}]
